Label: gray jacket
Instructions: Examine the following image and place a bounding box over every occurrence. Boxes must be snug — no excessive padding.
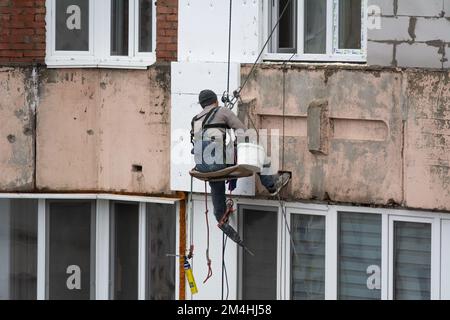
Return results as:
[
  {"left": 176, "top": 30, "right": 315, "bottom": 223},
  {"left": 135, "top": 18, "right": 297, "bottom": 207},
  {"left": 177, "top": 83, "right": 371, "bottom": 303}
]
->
[
  {"left": 195, "top": 104, "right": 246, "bottom": 132},
  {"left": 191, "top": 104, "right": 247, "bottom": 164}
]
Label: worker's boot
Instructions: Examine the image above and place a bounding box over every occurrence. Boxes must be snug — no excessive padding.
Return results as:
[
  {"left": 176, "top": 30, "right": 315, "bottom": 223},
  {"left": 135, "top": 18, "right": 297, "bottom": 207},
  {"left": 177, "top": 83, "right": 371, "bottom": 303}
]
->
[{"left": 268, "top": 172, "right": 292, "bottom": 196}]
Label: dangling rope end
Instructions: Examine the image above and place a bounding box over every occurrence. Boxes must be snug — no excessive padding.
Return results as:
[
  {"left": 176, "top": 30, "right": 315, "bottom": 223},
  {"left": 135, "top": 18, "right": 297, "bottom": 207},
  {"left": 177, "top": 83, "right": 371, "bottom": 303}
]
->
[{"left": 203, "top": 249, "right": 213, "bottom": 284}]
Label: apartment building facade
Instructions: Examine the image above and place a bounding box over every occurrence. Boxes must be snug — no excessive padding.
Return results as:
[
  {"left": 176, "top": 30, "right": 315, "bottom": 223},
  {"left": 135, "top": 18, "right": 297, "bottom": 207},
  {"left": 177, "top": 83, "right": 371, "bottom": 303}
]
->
[
  {"left": 0, "top": 0, "right": 450, "bottom": 300},
  {"left": 171, "top": 0, "right": 450, "bottom": 300},
  {"left": 0, "top": 0, "right": 180, "bottom": 300}
]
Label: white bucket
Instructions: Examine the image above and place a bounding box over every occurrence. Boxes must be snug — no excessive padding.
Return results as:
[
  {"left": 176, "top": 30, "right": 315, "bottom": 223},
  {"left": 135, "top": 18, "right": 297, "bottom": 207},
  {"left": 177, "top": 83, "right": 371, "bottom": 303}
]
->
[{"left": 237, "top": 143, "right": 266, "bottom": 173}]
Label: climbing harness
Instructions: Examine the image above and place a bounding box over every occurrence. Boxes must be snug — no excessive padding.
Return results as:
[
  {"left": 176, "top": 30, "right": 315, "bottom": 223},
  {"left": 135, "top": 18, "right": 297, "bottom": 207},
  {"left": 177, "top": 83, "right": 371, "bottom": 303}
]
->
[{"left": 190, "top": 106, "right": 230, "bottom": 166}]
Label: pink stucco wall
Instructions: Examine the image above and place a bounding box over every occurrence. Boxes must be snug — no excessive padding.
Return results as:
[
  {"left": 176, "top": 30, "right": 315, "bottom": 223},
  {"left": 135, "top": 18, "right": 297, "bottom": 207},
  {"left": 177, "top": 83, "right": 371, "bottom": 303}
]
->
[
  {"left": 0, "top": 64, "right": 448, "bottom": 211},
  {"left": 37, "top": 66, "right": 172, "bottom": 194},
  {"left": 241, "top": 65, "right": 450, "bottom": 211},
  {"left": 404, "top": 71, "right": 450, "bottom": 211},
  {"left": 0, "top": 67, "right": 35, "bottom": 191}
]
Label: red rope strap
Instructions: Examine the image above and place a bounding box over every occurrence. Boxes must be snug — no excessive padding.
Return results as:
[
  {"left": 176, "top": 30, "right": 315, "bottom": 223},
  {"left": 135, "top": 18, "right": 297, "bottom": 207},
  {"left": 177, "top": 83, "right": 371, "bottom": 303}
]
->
[{"left": 203, "top": 181, "right": 213, "bottom": 283}]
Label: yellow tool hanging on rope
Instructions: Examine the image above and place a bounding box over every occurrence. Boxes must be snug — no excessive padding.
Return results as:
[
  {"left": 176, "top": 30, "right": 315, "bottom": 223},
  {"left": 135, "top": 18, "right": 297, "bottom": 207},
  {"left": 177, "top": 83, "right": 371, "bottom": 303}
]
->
[{"left": 184, "top": 256, "right": 198, "bottom": 295}]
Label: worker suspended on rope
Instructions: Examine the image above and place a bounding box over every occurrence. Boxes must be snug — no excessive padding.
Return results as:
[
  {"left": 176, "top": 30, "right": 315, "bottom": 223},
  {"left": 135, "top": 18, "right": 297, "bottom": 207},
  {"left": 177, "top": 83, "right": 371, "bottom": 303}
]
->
[{"left": 190, "top": 89, "right": 291, "bottom": 247}]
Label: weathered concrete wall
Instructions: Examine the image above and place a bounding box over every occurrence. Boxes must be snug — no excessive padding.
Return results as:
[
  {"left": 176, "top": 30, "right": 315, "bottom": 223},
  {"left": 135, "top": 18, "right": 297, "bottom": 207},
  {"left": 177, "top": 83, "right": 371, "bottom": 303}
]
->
[
  {"left": 2, "top": 64, "right": 449, "bottom": 210},
  {"left": 241, "top": 64, "right": 450, "bottom": 211},
  {"left": 368, "top": 0, "right": 450, "bottom": 69},
  {"left": 37, "top": 66, "right": 172, "bottom": 194},
  {"left": 241, "top": 65, "right": 404, "bottom": 205},
  {"left": 0, "top": 67, "right": 35, "bottom": 191},
  {"left": 0, "top": 65, "right": 172, "bottom": 195},
  {"left": 405, "top": 71, "right": 450, "bottom": 210}
]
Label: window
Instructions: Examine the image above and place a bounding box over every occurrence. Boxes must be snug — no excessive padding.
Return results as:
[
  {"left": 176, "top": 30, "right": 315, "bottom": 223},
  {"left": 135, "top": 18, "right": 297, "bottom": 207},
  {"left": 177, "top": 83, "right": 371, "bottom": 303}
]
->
[
  {"left": 0, "top": 195, "right": 178, "bottom": 300},
  {"left": 0, "top": 199, "right": 38, "bottom": 300},
  {"left": 239, "top": 207, "right": 278, "bottom": 300},
  {"left": 47, "top": 201, "right": 95, "bottom": 300},
  {"left": 46, "top": 0, "right": 156, "bottom": 68},
  {"left": 273, "top": 204, "right": 445, "bottom": 300},
  {"left": 271, "top": 0, "right": 297, "bottom": 53},
  {"left": 267, "top": 0, "right": 367, "bottom": 62},
  {"left": 393, "top": 221, "right": 431, "bottom": 300},
  {"left": 146, "top": 203, "right": 176, "bottom": 300},
  {"left": 110, "top": 202, "right": 139, "bottom": 300},
  {"left": 338, "top": 212, "right": 381, "bottom": 300},
  {"left": 291, "top": 214, "right": 326, "bottom": 300},
  {"left": 304, "top": 0, "right": 327, "bottom": 54}
]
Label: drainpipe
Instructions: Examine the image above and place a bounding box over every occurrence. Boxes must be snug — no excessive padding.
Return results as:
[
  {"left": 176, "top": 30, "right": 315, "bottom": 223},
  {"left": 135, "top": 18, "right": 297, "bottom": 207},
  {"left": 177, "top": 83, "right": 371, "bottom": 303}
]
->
[
  {"left": 176, "top": 191, "right": 187, "bottom": 300},
  {"left": 30, "top": 65, "right": 39, "bottom": 191}
]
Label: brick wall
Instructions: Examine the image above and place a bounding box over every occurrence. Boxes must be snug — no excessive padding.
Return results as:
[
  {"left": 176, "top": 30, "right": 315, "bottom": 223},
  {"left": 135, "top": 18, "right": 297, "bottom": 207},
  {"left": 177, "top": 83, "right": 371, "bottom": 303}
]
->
[
  {"left": 0, "top": 0, "right": 46, "bottom": 64},
  {"left": 156, "top": 0, "right": 178, "bottom": 62},
  {"left": 1, "top": 0, "right": 177, "bottom": 65}
]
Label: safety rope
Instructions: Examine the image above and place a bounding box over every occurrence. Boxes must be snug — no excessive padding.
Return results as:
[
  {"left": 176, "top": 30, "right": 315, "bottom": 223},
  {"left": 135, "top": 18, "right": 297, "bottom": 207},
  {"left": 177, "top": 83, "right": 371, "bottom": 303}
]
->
[
  {"left": 278, "top": 193, "right": 298, "bottom": 256},
  {"left": 278, "top": 53, "right": 298, "bottom": 258},
  {"left": 229, "top": 0, "right": 294, "bottom": 109},
  {"left": 221, "top": 232, "right": 226, "bottom": 300},
  {"left": 280, "top": 66, "right": 287, "bottom": 299},
  {"left": 223, "top": 233, "right": 230, "bottom": 300},
  {"left": 226, "top": 0, "right": 233, "bottom": 98},
  {"left": 281, "top": 53, "right": 296, "bottom": 170},
  {"left": 189, "top": 176, "right": 194, "bottom": 252},
  {"left": 203, "top": 181, "right": 213, "bottom": 283}
]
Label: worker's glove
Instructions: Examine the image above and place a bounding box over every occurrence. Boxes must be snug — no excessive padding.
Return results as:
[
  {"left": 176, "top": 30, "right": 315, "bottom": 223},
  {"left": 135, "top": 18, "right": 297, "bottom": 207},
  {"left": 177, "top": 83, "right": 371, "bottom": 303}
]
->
[{"left": 226, "top": 179, "right": 237, "bottom": 192}]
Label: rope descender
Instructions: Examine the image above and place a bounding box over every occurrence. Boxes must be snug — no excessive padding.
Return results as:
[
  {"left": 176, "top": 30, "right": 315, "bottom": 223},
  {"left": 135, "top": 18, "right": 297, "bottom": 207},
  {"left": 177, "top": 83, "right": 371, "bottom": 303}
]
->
[
  {"left": 218, "top": 198, "right": 235, "bottom": 228},
  {"left": 221, "top": 90, "right": 240, "bottom": 110}
]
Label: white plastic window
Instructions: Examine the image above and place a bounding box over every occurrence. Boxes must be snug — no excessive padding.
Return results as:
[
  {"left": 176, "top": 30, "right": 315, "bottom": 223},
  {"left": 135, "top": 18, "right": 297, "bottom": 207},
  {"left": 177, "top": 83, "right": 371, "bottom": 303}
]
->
[
  {"left": 266, "top": 0, "right": 367, "bottom": 62},
  {"left": 45, "top": 0, "right": 156, "bottom": 69},
  {"left": 232, "top": 200, "right": 443, "bottom": 300}
]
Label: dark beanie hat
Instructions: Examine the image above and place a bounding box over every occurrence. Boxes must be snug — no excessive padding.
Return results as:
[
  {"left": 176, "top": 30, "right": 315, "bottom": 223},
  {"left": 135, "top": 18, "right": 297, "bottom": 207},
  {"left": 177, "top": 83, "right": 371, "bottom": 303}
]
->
[{"left": 198, "top": 89, "right": 218, "bottom": 107}]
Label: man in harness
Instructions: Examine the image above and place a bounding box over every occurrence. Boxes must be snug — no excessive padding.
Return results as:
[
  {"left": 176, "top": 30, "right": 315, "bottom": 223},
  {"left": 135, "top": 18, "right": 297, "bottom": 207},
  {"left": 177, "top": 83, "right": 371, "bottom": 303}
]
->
[{"left": 191, "top": 89, "right": 291, "bottom": 247}]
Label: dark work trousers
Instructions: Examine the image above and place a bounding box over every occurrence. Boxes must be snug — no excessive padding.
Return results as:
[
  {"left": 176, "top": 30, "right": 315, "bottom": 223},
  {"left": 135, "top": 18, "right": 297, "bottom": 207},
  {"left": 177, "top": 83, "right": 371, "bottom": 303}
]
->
[{"left": 196, "top": 161, "right": 277, "bottom": 245}]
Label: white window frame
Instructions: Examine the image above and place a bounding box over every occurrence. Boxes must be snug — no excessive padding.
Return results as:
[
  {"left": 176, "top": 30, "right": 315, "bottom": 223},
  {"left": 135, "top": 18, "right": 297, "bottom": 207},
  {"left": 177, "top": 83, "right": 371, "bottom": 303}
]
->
[
  {"left": 440, "top": 220, "right": 450, "bottom": 299},
  {"left": 263, "top": 0, "right": 367, "bottom": 63},
  {"left": 45, "top": 0, "right": 157, "bottom": 69},
  {"left": 0, "top": 193, "right": 178, "bottom": 300},
  {"left": 232, "top": 198, "right": 448, "bottom": 300},
  {"left": 387, "top": 215, "right": 440, "bottom": 300},
  {"left": 333, "top": 206, "right": 387, "bottom": 300},
  {"left": 283, "top": 205, "right": 331, "bottom": 300},
  {"left": 236, "top": 204, "right": 280, "bottom": 300},
  {"left": 44, "top": 199, "right": 97, "bottom": 300}
]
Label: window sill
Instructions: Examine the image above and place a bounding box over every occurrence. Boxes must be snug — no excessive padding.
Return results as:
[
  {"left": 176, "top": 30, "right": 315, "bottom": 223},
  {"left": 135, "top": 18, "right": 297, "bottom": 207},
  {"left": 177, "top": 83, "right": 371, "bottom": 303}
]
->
[
  {"left": 45, "top": 55, "right": 156, "bottom": 69},
  {"left": 263, "top": 53, "right": 367, "bottom": 64}
]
